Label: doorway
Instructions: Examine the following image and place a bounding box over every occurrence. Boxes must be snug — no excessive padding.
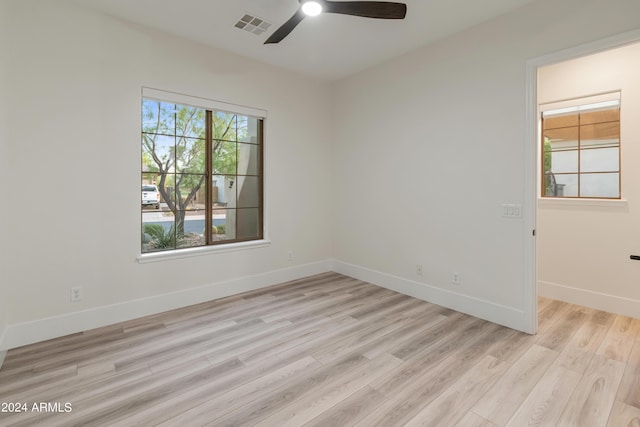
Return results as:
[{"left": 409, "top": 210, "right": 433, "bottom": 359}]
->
[{"left": 526, "top": 31, "right": 640, "bottom": 332}]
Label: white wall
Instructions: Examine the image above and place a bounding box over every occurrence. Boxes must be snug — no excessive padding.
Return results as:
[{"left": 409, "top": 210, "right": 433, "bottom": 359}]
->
[
  {"left": 4, "top": 0, "right": 640, "bottom": 351},
  {"left": 331, "top": 0, "right": 640, "bottom": 331},
  {"left": 537, "top": 42, "right": 640, "bottom": 317},
  {"left": 2, "top": 0, "right": 333, "bottom": 348}
]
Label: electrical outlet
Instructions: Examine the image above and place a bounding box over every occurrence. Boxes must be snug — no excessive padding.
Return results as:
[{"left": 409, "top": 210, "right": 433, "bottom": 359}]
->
[
  {"left": 70, "top": 286, "right": 83, "bottom": 302},
  {"left": 416, "top": 264, "right": 423, "bottom": 276},
  {"left": 451, "top": 272, "right": 461, "bottom": 285}
]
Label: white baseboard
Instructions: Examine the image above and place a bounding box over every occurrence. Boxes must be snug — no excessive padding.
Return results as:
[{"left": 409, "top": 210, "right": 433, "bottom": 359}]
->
[
  {"left": 1, "top": 258, "right": 536, "bottom": 351},
  {"left": 0, "top": 328, "right": 7, "bottom": 369},
  {"left": 2, "top": 260, "right": 333, "bottom": 350},
  {"left": 332, "top": 260, "right": 532, "bottom": 333},
  {"left": 0, "top": 324, "right": 6, "bottom": 370},
  {"left": 538, "top": 280, "right": 640, "bottom": 319}
]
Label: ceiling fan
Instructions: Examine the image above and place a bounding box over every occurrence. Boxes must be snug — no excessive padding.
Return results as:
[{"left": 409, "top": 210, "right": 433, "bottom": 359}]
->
[{"left": 264, "top": 0, "right": 407, "bottom": 44}]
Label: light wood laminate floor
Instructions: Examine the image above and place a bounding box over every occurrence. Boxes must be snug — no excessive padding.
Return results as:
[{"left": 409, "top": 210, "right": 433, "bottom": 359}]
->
[{"left": 0, "top": 272, "right": 639, "bottom": 426}]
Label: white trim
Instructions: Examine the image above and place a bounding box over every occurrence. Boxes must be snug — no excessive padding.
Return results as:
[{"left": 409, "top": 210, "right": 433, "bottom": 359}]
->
[
  {"left": 541, "top": 96, "right": 620, "bottom": 117},
  {"left": 525, "top": 28, "right": 640, "bottom": 336},
  {"left": 141, "top": 87, "right": 267, "bottom": 118},
  {"left": 528, "top": 30, "right": 640, "bottom": 73},
  {"left": 138, "top": 239, "right": 272, "bottom": 264},
  {"left": 3, "top": 258, "right": 535, "bottom": 350},
  {"left": 0, "top": 302, "right": 6, "bottom": 361},
  {"left": 332, "top": 261, "right": 531, "bottom": 333},
  {"left": 0, "top": 323, "right": 7, "bottom": 366},
  {"left": 524, "top": 54, "right": 538, "bottom": 334},
  {"left": 0, "top": 320, "right": 6, "bottom": 349},
  {"left": 539, "top": 91, "right": 622, "bottom": 111},
  {"left": 537, "top": 197, "right": 628, "bottom": 209},
  {"left": 2, "top": 260, "right": 332, "bottom": 350},
  {"left": 539, "top": 281, "right": 640, "bottom": 319}
]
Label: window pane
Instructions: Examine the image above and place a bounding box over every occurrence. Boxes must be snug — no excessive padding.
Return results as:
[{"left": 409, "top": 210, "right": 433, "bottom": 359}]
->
[
  {"left": 580, "top": 108, "right": 619, "bottom": 125},
  {"left": 237, "top": 208, "right": 261, "bottom": 239},
  {"left": 238, "top": 142, "right": 260, "bottom": 176},
  {"left": 580, "top": 147, "right": 619, "bottom": 173},
  {"left": 544, "top": 174, "right": 578, "bottom": 197},
  {"left": 211, "top": 209, "right": 227, "bottom": 242},
  {"left": 177, "top": 210, "right": 206, "bottom": 249},
  {"left": 543, "top": 174, "right": 566, "bottom": 197},
  {"left": 142, "top": 143, "right": 161, "bottom": 174},
  {"left": 158, "top": 175, "right": 178, "bottom": 205},
  {"left": 142, "top": 134, "right": 175, "bottom": 173},
  {"left": 142, "top": 211, "right": 176, "bottom": 253},
  {"left": 175, "top": 173, "right": 205, "bottom": 211},
  {"left": 213, "top": 140, "right": 237, "bottom": 175},
  {"left": 213, "top": 209, "right": 236, "bottom": 240},
  {"left": 237, "top": 116, "right": 260, "bottom": 143},
  {"left": 580, "top": 122, "right": 619, "bottom": 148},
  {"left": 176, "top": 137, "right": 206, "bottom": 174},
  {"left": 581, "top": 173, "right": 619, "bottom": 198},
  {"left": 180, "top": 210, "right": 205, "bottom": 235},
  {"left": 544, "top": 127, "right": 579, "bottom": 150},
  {"left": 213, "top": 112, "right": 237, "bottom": 141},
  {"left": 550, "top": 150, "right": 578, "bottom": 174},
  {"left": 141, "top": 173, "right": 160, "bottom": 187},
  {"left": 174, "top": 106, "right": 205, "bottom": 138},
  {"left": 236, "top": 176, "right": 261, "bottom": 208},
  {"left": 544, "top": 113, "right": 579, "bottom": 129},
  {"left": 141, "top": 174, "right": 161, "bottom": 210},
  {"left": 142, "top": 100, "right": 175, "bottom": 135},
  {"left": 212, "top": 175, "right": 236, "bottom": 207}
]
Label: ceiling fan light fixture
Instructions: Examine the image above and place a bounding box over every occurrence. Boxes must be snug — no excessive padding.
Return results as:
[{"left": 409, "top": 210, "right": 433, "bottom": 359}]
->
[{"left": 301, "top": 1, "right": 323, "bottom": 17}]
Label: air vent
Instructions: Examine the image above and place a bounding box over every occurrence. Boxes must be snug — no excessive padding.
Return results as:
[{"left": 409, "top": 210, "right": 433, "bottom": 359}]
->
[{"left": 235, "top": 13, "right": 272, "bottom": 36}]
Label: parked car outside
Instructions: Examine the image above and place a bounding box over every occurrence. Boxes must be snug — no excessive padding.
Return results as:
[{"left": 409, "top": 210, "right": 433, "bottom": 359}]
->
[{"left": 142, "top": 184, "right": 160, "bottom": 209}]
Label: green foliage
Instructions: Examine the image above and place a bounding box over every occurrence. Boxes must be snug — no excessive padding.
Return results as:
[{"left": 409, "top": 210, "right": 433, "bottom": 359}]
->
[
  {"left": 143, "top": 224, "right": 165, "bottom": 240},
  {"left": 543, "top": 137, "right": 552, "bottom": 173},
  {"left": 213, "top": 140, "right": 237, "bottom": 175},
  {"left": 143, "top": 224, "right": 176, "bottom": 249},
  {"left": 142, "top": 152, "right": 158, "bottom": 173},
  {"left": 543, "top": 137, "right": 555, "bottom": 195},
  {"left": 216, "top": 224, "right": 226, "bottom": 234}
]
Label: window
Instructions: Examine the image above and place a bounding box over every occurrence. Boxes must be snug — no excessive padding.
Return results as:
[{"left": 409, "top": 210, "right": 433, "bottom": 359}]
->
[
  {"left": 541, "top": 94, "right": 621, "bottom": 199},
  {"left": 141, "top": 90, "right": 264, "bottom": 253}
]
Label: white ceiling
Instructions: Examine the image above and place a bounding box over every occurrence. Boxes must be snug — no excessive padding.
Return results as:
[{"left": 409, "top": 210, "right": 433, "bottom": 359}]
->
[{"left": 76, "top": 0, "right": 535, "bottom": 81}]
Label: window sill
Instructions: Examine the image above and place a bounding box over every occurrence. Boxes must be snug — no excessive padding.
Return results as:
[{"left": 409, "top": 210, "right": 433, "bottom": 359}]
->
[
  {"left": 537, "top": 197, "right": 628, "bottom": 209},
  {"left": 137, "top": 239, "right": 271, "bottom": 264}
]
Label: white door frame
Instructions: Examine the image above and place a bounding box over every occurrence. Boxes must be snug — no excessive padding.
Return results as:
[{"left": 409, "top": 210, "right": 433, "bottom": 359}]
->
[{"left": 523, "top": 29, "right": 640, "bottom": 334}]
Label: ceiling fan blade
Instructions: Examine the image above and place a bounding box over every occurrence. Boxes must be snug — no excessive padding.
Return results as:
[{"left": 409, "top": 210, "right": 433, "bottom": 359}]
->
[
  {"left": 264, "top": 8, "right": 306, "bottom": 44},
  {"left": 323, "top": 1, "right": 407, "bottom": 19}
]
